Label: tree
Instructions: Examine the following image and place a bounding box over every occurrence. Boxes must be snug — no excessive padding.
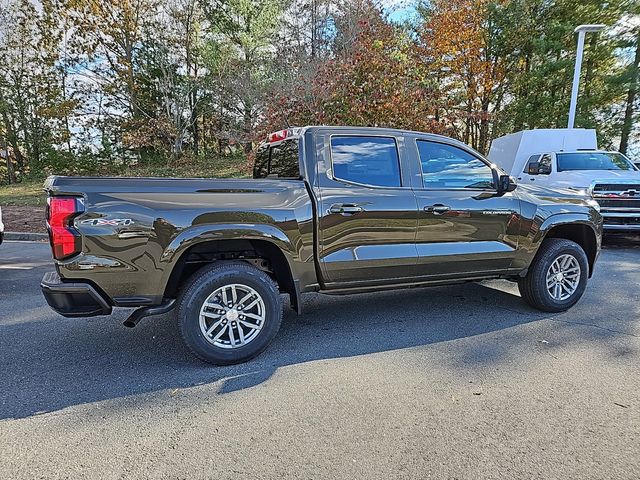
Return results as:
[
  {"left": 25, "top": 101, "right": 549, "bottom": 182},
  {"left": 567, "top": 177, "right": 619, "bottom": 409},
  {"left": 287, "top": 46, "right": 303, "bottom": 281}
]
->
[
  {"left": 618, "top": 5, "right": 640, "bottom": 154},
  {"left": 202, "top": 0, "right": 283, "bottom": 152},
  {"left": 128, "top": 0, "right": 206, "bottom": 158},
  {"left": 486, "top": 0, "right": 627, "bottom": 147},
  {"left": 620, "top": 30, "right": 639, "bottom": 154},
  {"left": 1, "top": 0, "right": 638, "bottom": 180},
  {"left": 259, "top": 3, "right": 452, "bottom": 138},
  {"left": 419, "top": 0, "right": 508, "bottom": 153},
  {"left": 66, "top": 0, "right": 160, "bottom": 160},
  {"left": 0, "top": 0, "right": 74, "bottom": 181}
]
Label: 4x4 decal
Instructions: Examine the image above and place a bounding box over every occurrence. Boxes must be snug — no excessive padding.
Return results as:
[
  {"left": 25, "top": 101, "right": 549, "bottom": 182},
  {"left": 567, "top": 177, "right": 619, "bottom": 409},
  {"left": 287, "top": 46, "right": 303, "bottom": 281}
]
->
[{"left": 80, "top": 218, "right": 134, "bottom": 226}]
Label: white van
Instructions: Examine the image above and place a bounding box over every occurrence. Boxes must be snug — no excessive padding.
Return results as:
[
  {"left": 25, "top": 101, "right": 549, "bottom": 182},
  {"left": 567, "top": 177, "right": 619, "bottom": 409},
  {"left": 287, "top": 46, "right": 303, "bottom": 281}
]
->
[{"left": 489, "top": 129, "right": 640, "bottom": 232}]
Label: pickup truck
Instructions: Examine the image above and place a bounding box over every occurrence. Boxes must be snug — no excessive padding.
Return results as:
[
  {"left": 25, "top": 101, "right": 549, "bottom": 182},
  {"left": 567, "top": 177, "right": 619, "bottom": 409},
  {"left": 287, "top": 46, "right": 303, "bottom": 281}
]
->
[
  {"left": 488, "top": 129, "right": 640, "bottom": 231},
  {"left": 42, "top": 126, "right": 603, "bottom": 365}
]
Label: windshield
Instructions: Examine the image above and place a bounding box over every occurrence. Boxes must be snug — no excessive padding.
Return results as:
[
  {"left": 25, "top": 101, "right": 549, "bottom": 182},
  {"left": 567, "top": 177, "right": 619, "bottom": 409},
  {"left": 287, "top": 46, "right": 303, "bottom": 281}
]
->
[{"left": 556, "top": 152, "right": 636, "bottom": 172}]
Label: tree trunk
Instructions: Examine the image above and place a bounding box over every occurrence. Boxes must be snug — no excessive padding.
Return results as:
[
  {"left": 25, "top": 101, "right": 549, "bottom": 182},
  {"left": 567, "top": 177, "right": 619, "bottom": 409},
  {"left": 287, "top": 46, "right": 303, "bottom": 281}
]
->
[
  {"left": 185, "top": 3, "right": 200, "bottom": 157},
  {"left": 1, "top": 129, "right": 16, "bottom": 183},
  {"left": 515, "top": 55, "right": 531, "bottom": 131},
  {"left": 488, "top": 83, "right": 505, "bottom": 150},
  {"left": 620, "top": 31, "right": 640, "bottom": 154},
  {"left": 581, "top": 34, "right": 598, "bottom": 120},
  {"left": 310, "top": 0, "right": 317, "bottom": 58},
  {"left": 190, "top": 87, "right": 199, "bottom": 155},
  {"left": 1, "top": 107, "right": 26, "bottom": 180},
  {"left": 478, "top": 95, "right": 491, "bottom": 155}
]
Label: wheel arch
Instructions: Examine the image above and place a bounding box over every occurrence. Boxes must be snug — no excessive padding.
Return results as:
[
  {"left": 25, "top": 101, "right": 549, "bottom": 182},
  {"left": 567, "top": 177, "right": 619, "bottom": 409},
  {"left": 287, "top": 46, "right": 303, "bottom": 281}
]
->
[
  {"left": 162, "top": 236, "right": 300, "bottom": 313},
  {"left": 540, "top": 220, "right": 599, "bottom": 277}
]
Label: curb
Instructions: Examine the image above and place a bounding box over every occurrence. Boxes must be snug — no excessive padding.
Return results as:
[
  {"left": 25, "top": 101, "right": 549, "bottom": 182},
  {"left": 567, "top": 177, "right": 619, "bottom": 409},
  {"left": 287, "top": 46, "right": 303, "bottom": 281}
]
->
[{"left": 4, "top": 231, "right": 48, "bottom": 241}]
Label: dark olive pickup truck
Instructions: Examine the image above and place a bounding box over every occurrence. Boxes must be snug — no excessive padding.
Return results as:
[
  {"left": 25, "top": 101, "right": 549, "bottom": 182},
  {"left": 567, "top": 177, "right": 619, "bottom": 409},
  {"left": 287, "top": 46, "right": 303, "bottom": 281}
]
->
[{"left": 42, "top": 126, "right": 603, "bottom": 365}]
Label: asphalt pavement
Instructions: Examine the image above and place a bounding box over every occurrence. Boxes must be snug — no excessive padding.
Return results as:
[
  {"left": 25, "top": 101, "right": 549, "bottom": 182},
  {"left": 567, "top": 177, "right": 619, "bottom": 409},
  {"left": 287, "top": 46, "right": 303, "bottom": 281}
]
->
[{"left": 0, "top": 239, "right": 639, "bottom": 479}]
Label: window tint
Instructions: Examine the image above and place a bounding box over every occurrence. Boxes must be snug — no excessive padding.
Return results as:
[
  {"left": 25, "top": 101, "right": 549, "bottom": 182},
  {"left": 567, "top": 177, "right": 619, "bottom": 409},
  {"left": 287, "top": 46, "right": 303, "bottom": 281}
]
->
[
  {"left": 417, "top": 140, "right": 494, "bottom": 189},
  {"left": 330, "top": 136, "right": 401, "bottom": 187},
  {"left": 556, "top": 152, "right": 635, "bottom": 172},
  {"left": 253, "top": 138, "right": 300, "bottom": 178},
  {"left": 538, "top": 153, "right": 552, "bottom": 174}
]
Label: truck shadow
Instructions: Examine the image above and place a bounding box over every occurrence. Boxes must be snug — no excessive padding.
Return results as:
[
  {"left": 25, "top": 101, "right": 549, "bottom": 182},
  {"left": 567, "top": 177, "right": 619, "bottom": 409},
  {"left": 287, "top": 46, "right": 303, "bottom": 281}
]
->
[
  {"left": 602, "top": 232, "right": 640, "bottom": 249},
  {"left": 0, "top": 246, "right": 638, "bottom": 420}
]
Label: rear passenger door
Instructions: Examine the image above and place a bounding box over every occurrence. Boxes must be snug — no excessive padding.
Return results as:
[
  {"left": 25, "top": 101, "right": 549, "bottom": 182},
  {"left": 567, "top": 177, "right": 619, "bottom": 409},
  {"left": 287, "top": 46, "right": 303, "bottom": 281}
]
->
[{"left": 315, "top": 132, "right": 420, "bottom": 287}]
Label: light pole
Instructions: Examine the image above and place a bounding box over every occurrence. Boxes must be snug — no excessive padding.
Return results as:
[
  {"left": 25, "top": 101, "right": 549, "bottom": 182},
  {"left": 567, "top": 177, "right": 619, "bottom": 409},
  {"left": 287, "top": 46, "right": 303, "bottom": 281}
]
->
[{"left": 567, "top": 24, "right": 606, "bottom": 129}]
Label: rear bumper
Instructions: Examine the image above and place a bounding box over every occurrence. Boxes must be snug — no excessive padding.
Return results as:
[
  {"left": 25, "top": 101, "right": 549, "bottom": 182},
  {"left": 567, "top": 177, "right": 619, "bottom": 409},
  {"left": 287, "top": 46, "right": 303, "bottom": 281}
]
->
[{"left": 41, "top": 271, "right": 112, "bottom": 317}]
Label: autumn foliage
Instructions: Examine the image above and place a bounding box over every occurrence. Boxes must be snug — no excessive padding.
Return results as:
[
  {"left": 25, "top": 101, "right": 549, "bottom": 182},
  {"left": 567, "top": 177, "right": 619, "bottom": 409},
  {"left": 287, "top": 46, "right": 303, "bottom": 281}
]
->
[
  {"left": 259, "top": 10, "right": 454, "bottom": 140},
  {"left": 259, "top": 0, "right": 508, "bottom": 151},
  {"left": 0, "top": 0, "right": 637, "bottom": 182}
]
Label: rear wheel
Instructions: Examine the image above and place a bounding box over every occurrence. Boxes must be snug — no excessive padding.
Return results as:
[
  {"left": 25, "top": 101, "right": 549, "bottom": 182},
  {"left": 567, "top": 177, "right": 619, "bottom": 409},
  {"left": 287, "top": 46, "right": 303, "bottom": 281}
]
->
[
  {"left": 518, "top": 238, "right": 589, "bottom": 312},
  {"left": 177, "top": 262, "right": 282, "bottom": 365}
]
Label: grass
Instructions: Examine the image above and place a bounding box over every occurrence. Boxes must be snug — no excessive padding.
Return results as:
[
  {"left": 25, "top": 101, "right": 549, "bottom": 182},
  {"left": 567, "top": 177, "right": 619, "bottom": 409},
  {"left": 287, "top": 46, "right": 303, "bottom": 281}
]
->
[
  {"left": 118, "top": 154, "right": 250, "bottom": 179},
  {"left": 0, "top": 180, "right": 47, "bottom": 207},
  {"left": 0, "top": 154, "right": 249, "bottom": 208}
]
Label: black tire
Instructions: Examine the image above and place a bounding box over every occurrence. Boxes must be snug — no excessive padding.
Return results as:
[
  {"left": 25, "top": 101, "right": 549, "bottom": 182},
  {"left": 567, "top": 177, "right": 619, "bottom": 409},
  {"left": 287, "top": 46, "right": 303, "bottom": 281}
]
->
[
  {"left": 177, "top": 261, "right": 282, "bottom": 365},
  {"left": 518, "top": 238, "right": 589, "bottom": 312}
]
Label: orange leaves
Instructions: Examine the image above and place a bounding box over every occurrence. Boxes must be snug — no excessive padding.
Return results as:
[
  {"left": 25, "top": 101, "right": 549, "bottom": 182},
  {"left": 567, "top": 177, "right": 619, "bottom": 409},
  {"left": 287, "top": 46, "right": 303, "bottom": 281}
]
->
[
  {"left": 258, "top": 9, "right": 452, "bottom": 138},
  {"left": 419, "top": 0, "right": 507, "bottom": 149}
]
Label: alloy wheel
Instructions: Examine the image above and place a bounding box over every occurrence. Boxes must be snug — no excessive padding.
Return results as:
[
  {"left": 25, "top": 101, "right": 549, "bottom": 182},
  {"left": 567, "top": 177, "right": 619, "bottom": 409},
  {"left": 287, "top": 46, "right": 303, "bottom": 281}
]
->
[
  {"left": 545, "top": 254, "right": 581, "bottom": 301},
  {"left": 199, "top": 283, "right": 266, "bottom": 349}
]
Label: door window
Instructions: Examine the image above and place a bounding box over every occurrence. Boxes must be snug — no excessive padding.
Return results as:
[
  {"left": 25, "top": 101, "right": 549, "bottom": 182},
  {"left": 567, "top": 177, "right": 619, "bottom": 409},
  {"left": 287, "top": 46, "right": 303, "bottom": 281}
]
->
[
  {"left": 538, "top": 153, "right": 552, "bottom": 174},
  {"left": 526, "top": 154, "right": 540, "bottom": 171},
  {"left": 330, "top": 136, "right": 401, "bottom": 187},
  {"left": 417, "top": 140, "right": 494, "bottom": 189}
]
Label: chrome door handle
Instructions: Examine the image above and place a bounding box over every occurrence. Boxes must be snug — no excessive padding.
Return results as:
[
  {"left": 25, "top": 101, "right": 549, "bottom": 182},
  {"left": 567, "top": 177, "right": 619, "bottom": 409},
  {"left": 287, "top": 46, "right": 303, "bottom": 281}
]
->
[
  {"left": 329, "top": 204, "right": 363, "bottom": 215},
  {"left": 424, "top": 204, "right": 451, "bottom": 215}
]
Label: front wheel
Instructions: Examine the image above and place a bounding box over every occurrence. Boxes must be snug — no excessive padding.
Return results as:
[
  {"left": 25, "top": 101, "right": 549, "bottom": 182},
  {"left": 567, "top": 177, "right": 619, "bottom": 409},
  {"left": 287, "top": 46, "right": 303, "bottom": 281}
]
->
[
  {"left": 177, "top": 262, "right": 283, "bottom": 365},
  {"left": 518, "top": 238, "right": 589, "bottom": 312}
]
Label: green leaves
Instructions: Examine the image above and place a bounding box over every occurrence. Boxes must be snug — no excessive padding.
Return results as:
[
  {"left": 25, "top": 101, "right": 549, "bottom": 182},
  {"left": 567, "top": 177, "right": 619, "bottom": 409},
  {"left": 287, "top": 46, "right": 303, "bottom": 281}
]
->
[{"left": 1, "top": 0, "right": 638, "bottom": 183}]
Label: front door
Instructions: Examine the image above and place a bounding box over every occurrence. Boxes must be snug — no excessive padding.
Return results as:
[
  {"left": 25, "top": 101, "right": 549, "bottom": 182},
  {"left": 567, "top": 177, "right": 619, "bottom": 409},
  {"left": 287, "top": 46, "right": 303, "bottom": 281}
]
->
[
  {"left": 412, "top": 139, "right": 522, "bottom": 277},
  {"left": 518, "top": 153, "right": 554, "bottom": 187},
  {"left": 316, "top": 134, "right": 419, "bottom": 286}
]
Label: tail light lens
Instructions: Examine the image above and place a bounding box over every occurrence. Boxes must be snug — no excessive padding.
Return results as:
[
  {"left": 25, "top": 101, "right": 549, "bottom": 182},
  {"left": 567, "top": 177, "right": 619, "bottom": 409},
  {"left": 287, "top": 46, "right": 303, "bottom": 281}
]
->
[
  {"left": 267, "top": 129, "right": 290, "bottom": 143},
  {"left": 47, "top": 197, "right": 84, "bottom": 260}
]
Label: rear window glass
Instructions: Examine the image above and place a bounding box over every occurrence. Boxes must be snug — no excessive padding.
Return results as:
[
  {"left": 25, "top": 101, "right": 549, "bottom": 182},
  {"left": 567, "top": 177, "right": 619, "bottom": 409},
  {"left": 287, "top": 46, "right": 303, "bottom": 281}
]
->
[
  {"left": 253, "top": 138, "right": 300, "bottom": 178},
  {"left": 330, "top": 136, "right": 401, "bottom": 187}
]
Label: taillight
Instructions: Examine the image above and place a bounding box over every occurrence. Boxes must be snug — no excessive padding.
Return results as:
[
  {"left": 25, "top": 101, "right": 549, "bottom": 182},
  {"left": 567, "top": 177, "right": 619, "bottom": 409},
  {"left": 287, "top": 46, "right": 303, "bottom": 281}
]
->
[
  {"left": 267, "top": 129, "right": 290, "bottom": 143},
  {"left": 47, "top": 196, "right": 84, "bottom": 260}
]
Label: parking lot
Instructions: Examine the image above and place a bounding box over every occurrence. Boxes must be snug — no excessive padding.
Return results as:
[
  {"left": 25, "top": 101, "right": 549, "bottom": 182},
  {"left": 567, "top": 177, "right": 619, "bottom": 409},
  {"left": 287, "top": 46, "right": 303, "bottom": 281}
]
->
[{"left": 1, "top": 238, "right": 639, "bottom": 479}]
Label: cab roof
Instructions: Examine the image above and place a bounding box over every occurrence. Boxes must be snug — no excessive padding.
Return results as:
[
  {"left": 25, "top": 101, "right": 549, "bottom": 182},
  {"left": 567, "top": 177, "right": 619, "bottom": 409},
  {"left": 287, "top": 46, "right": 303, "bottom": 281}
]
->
[{"left": 264, "top": 125, "right": 472, "bottom": 150}]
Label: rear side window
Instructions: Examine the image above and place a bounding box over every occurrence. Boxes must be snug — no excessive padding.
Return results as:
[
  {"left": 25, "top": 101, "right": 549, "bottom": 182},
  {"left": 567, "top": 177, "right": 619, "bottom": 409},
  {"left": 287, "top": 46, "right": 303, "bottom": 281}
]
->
[
  {"left": 253, "top": 138, "right": 300, "bottom": 178},
  {"left": 330, "top": 136, "right": 401, "bottom": 187}
]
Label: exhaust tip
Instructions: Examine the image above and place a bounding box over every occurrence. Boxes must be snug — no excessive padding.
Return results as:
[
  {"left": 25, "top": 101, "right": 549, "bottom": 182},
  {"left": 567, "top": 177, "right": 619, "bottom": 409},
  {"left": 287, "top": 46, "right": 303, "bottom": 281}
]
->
[{"left": 122, "top": 299, "right": 176, "bottom": 329}]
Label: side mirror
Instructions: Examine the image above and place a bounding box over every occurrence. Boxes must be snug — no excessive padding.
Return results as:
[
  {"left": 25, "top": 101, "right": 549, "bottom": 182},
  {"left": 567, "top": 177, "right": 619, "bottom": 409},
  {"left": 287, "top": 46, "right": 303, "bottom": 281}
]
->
[
  {"left": 527, "top": 161, "right": 540, "bottom": 175},
  {"left": 498, "top": 174, "right": 517, "bottom": 194}
]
